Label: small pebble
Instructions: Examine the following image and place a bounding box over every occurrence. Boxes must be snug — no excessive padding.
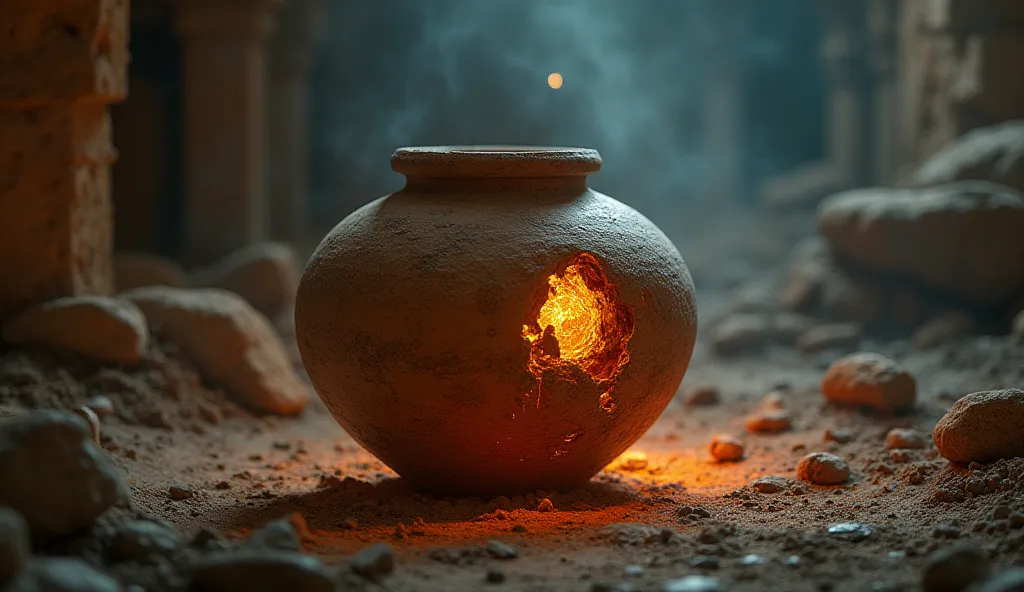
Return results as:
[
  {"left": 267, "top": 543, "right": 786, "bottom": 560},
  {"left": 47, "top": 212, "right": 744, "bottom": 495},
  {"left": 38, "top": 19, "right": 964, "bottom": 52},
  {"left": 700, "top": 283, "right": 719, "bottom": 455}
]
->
[
  {"left": 684, "top": 386, "right": 720, "bottom": 407},
  {"left": 821, "top": 352, "right": 916, "bottom": 411},
  {"left": 168, "top": 485, "right": 194, "bottom": 501},
  {"left": 932, "top": 524, "right": 960, "bottom": 539},
  {"left": 691, "top": 555, "right": 720, "bottom": 570},
  {"left": 993, "top": 505, "right": 1012, "bottom": 520},
  {"left": 827, "top": 522, "right": 873, "bottom": 542},
  {"left": 921, "top": 545, "right": 990, "bottom": 592},
  {"left": 663, "top": 575, "right": 723, "bottom": 592},
  {"left": 537, "top": 498, "right": 555, "bottom": 512},
  {"left": 797, "top": 452, "right": 850, "bottom": 485},
  {"left": 751, "top": 476, "right": 792, "bottom": 494},
  {"left": 348, "top": 543, "right": 395, "bottom": 581},
  {"left": 824, "top": 429, "right": 854, "bottom": 443},
  {"left": 624, "top": 564, "right": 645, "bottom": 577},
  {"left": 109, "top": 520, "right": 182, "bottom": 562},
  {"left": 761, "top": 391, "right": 786, "bottom": 410},
  {"left": 746, "top": 410, "right": 792, "bottom": 433},
  {"left": 85, "top": 396, "right": 115, "bottom": 417},
  {"left": 485, "top": 540, "right": 518, "bottom": 560},
  {"left": 886, "top": 428, "right": 927, "bottom": 450},
  {"left": 708, "top": 435, "right": 744, "bottom": 462}
]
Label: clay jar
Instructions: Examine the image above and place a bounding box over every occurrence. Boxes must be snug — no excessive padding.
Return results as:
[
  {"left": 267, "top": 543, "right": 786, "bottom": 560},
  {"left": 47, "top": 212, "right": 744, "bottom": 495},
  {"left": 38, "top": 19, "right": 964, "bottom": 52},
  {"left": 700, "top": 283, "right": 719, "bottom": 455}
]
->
[{"left": 296, "top": 146, "right": 697, "bottom": 496}]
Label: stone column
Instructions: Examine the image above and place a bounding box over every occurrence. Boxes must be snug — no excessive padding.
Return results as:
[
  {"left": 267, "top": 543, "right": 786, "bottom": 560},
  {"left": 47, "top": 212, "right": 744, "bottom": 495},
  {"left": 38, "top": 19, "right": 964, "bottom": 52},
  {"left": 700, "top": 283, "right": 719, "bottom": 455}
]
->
[
  {"left": 174, "top": 0, "right": 281, "bottom": 265},
  {"left": 700, "top": 4, "right": 743, "bottom": 203},
  {"left": 268, "top": 0, "right": 325, "bottom": 242},
  {"left": 866, "top": 0, "right": 901, "bottom": 185},
  {"left": 0, "top": 0, "right": 129, "bottom": 319}
]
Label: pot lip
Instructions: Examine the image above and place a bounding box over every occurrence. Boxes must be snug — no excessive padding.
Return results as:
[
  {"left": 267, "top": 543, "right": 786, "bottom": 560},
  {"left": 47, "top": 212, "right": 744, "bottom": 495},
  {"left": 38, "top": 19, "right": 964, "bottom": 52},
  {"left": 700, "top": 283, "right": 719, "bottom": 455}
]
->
[{"left": 391, "top": 145, "right": 602, "bottom": 178}]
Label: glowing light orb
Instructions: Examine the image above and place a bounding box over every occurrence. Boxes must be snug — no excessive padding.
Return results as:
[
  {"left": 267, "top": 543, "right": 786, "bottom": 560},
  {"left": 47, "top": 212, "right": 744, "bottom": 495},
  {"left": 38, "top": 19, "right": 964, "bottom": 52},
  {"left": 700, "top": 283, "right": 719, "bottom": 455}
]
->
[{"left": 547, "top": 72, "right": 563, "bottom": 89}]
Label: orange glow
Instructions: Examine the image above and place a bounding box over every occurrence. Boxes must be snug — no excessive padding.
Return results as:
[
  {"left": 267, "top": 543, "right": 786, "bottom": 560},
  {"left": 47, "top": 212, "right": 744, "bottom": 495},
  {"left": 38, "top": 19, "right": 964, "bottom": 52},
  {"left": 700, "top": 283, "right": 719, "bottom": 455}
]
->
[
  {"left": 522, "top": 253, "right": 634, "bottom": 408},
  {"left": 547, "top": 72, "right": 563, "bottom": 89}
]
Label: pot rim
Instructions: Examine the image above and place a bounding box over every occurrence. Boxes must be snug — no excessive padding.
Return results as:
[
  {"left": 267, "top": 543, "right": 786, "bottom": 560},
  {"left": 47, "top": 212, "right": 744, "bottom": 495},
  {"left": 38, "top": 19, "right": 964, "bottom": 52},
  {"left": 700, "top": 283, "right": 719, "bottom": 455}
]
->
[{"left": 391, "top": 145, "right": 602, "bottom": 178}]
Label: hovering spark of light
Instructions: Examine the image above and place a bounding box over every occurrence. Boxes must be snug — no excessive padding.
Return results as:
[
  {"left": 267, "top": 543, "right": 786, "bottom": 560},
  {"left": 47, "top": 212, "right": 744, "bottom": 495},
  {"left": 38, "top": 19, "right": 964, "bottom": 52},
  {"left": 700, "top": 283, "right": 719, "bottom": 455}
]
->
[{"left": 547, "top": 72, "right": 563, "bottom": 89}]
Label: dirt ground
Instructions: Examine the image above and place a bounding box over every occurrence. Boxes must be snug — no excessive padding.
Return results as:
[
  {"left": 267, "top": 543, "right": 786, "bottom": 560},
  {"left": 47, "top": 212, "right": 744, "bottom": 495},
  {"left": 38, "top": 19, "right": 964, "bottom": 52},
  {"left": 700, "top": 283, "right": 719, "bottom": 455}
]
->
[{"left": 3, "top": 277, "right": 1021, "bottom": 591}]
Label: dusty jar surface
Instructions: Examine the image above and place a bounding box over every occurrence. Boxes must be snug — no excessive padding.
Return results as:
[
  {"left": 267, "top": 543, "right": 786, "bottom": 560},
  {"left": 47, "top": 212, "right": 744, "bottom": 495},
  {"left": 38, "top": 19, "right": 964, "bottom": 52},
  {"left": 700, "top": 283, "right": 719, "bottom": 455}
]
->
[{"left": 296, "top": 146, "right": 698, "bottom": 495}]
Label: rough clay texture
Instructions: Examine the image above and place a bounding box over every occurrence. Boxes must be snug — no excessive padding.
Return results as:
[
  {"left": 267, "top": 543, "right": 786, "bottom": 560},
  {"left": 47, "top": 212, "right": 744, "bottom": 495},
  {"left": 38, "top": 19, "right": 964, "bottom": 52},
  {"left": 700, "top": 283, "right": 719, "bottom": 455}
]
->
[
  {"left": 296, "top": 148, "right": 698, "bottom": 495},
  {"left": 113, "top": 252, "right": 187, "bottom": 293},
  {"left": 906, "top": 120, "right": 1024, "bottom": 194},
  {"left": 2, "top": 296, "right": 148, "bottom": 366},
  {"left": 0, "top": 104, "right": 115, "bottom": 321},
  {"left": 817, "top": 182, "right": 1024, "bottom": 304},
  {"left": 188, "top": 241, "right": 300, "bottom": 322},
  {"left": 123, "top": 287, "right": 308, "bottom": 416},
  {"left": 821, "top": 352, "right": 917, "bottom": 411},
  {"left": 0, "top": 411, "right": 128, "bottom": 538},
  {"left": 0, "top": 0, "right": 128, "bottom": 105},
  {"left": 933, "top": 389, "right": 1024, "bottom": 463}
]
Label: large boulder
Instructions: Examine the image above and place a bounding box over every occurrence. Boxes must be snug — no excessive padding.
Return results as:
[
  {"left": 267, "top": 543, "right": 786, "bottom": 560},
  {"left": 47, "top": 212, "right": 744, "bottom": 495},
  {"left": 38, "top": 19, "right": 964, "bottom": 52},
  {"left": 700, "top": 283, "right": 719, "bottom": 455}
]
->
[
  {"left": 817, "top": 182, "right": 1024, "bottom": 304},
  {"left": 905, "top": 120, "right": 1024, "bottom": 194},
  {"left": 122, "top": 287, "right": 308, "bottom": 416},
  {"left": 189, "top": 242, "right": 300, "bottom": 322},
  {"left": 113, "top": 252, "right": 187, "bottom": 293},
  {"left": 0, "top": 411, "right": 129, "bottom": 538},
  {"left": 2, "top": 296, "right": 148, "bottom": 365}
]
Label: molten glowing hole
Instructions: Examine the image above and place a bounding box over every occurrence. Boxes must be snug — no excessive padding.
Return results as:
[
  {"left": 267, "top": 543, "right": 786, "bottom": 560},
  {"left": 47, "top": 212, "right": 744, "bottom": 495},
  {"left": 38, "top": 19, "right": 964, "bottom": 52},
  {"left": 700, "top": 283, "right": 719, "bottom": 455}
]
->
[{"left": 523, "top": 253, "right": 634, "bottom": 408}]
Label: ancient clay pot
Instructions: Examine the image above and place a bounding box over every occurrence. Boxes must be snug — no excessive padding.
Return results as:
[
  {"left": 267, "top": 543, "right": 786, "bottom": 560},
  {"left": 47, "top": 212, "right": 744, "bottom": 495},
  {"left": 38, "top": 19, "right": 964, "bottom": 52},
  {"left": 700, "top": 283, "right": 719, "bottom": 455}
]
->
[{"left": 296, "top": 146, "right": 697, "bottom": 495}]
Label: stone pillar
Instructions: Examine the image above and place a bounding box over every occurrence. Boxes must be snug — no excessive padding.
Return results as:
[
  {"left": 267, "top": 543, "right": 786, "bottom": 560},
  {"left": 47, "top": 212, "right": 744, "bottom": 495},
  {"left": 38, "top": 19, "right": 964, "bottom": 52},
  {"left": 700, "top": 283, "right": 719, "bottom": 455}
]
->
[
  {"left": 268, "top": 0, "right": 325, "bottom": 242},
  {"left": 0, "top": 0, "right": 129, "bottom": 319},
  {"left": 174, "top": 0, "right": 281, "bottom": 265},
  {"left": 866, "top": 0, "right": 901, "bottom": 185},
  {"left": 899, "top": 0, "right": 1024, "bottom": 167},
  {"left": 700, "top": 5, "right": 743, "bottom": 203}
]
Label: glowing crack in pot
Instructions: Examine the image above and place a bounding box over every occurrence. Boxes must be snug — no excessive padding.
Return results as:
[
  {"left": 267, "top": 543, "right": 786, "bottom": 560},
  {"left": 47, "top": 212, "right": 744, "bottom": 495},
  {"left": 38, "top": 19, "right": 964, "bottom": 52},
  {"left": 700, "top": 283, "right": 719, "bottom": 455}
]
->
[{"left": 522, "top": 253, "right": 635, "bottom": 410}]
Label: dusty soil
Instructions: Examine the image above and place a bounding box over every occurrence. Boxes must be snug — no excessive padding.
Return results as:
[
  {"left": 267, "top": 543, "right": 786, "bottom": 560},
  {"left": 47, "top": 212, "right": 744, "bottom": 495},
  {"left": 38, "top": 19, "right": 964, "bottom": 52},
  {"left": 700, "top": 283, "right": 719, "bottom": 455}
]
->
[{"left": 2, "top": 279, "right": 1022, "bottom": 591}]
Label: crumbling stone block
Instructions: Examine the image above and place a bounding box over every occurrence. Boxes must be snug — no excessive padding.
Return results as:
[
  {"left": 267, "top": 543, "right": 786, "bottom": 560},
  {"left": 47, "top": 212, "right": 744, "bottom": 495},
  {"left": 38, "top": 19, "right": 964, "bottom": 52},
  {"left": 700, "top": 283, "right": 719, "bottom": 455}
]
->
[
  {"left": 0, "top": 0, "right": 128, "bottom": 106},
  {"left": 0, "top": 105, "right": 115, "bottom": 319}
]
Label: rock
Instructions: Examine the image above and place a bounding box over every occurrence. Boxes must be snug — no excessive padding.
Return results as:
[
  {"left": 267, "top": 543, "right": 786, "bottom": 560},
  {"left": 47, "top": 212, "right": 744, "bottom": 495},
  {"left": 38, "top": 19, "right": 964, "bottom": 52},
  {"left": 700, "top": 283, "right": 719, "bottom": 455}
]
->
[
  {"left": 824, "top": 428, "right": 854, "bottom": 443},
  {"left": 750, "top": 476, "right": 794, "bottom": 494},
  {"left": 109, "top": 520, "right": 182, "bottom": 562},
  {"left": 773, "top": 312, "right": 813, "bottom": 346},
  {"left": 708, "top": 435, "right": 744, "bottom": 462},
  {"left": 7, "top": 557, "right": 119, "bottom": 592},
  {"left": 348, "top": 543, "right": 395, "bottom": 580},
  {"left": 745, "top": 410, "right": 792, "bottom": 433},
  {"left": 977, "top": 569, "right": 1024, "bottom": 592},
  {"left": 760, "top": 390, "right": 787, "bottom": 410},
  {"left": 485, "top": 540, "right": 518, "bottom": 559},
  {"left": 797, "top": 322, "right": 863, "bottom": 354},
  {"left": 84, "top": 396, "right": 114, "bottom": 418},
  {"left": 933, "top": 389, "right": 1024, "bottom": 463},
  {"left": 780, "top": 238, "right": 829, "bottom": 313},
  {"left": 486, "top": 569, "right": 506, "bottom": 583},
  {"left": 821, "top": 352, "right": 917, "bottom": 411},
  {"left": 710, "top": 313, "right": 772, "bottom": 355},
  {"left": 684, "top": 386, "right": 720, "bottom": 407},
  {"left": 906, "top": 120, "right": 1024, "bottom": 194},
  {"left": 168, "top": 485, "right": 193, "bottom": 501},
  {"left": 190, "top": 551, "right": 334, "bottom": 592},
  {"left": 662, "top": 575, "right": 723, "bottom": 592},
  {"left": 2, "top": 296, "right": 148, "bottom": 366},
  {"left": 113, "top": 252, "right": 187, "bottom": 293},
  {"left": 189, "top": 242, "right": 300, "bottom": 322},
  {"left": 1013, "top": 309, "right": 1024, "bottom": 341},
  {"left": 921, "top": 545, "right": 991, "bottom": 592},
  {"left": 0, "top": 411, "right": 129, "bottom": 538},
  {"left": 818, "top": 267, "right": 882, "bottom": 325},
  {"left": 887, "top": 428, "right": 928, "bottom": 450},
  {"left": 817, "top": 182, "right": 1024, "bottom": 304},
  {"left": 797, "top": 452, "right": 850, "bottom": 485},
  {"left": 827, "top": 522, "right": 873, "bottom": 541},
  {"left": 243, "top": 516, "right": 302, "bottom": 552},
  {"left": 0, "top": 507, "right": 28, "bottom": 585},
  {"left": 911, "top": 311, "right": 975, "bottom": 350},
  {"left": 122, "top": 287, "right": 308, "bottom": 416}
]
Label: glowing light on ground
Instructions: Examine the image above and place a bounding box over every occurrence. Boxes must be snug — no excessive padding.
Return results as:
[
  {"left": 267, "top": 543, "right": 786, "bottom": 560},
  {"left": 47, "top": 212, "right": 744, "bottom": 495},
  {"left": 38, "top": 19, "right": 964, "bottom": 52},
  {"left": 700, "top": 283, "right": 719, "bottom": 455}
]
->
[{"left": 547, "top": 72, "right": 563, "bottom": 89}]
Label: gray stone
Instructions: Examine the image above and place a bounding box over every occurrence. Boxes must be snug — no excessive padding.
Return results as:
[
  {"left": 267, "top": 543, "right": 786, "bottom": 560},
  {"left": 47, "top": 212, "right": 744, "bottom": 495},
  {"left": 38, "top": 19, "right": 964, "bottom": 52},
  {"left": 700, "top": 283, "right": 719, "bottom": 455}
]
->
[
  {"left": 907, "top": 120, "right": 1024, "bottom": 194},
  {"left": 663, "top": 575, "right": 723, "bottom": 592},
  {"left": 921, "top": 545, "right": 990, "bottom": 592},
  {"left": 190, "top": 551, "right": 334, "bottom": 592},
  {"left": 189, "top": 242, "right": 300, "bottom": 321},
  {"left": 347, "top": 542, "right": 395, "bottom": 580},
  {"left": 243, "top": 516, "right": 301, "bottom": 552},
  {"left": 0, "top": 506, "right": 28, "bottom": 585},
  {"left": 0, "top": 411, "right": 129, "bottom": 538},
  {"left": 484, "top": 540, "right": 518, "bottom": 559},
  {"left": 109, "top": 520, "right": 182, "bottom": 562},
  {"left": 2, "top": 296, "right": 148, "bottom": 366},
  {"left": 7, "top": 558, "right": 119, "bottom": 592}
]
